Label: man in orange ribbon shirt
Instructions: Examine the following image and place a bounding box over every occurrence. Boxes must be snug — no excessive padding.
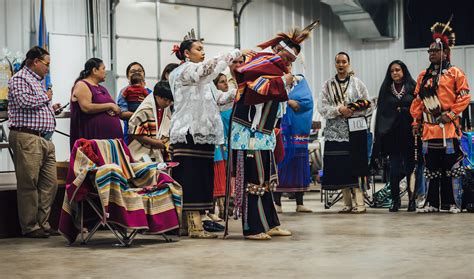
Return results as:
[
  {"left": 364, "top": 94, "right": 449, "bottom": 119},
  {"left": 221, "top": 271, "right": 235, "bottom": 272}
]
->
[{"left": 410, "top": 18, "right": 470, "bottom": 213}]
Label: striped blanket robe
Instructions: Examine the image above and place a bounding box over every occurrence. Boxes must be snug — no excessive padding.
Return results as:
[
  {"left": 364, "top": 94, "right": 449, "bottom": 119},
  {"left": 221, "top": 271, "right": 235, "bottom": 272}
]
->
[{"left": 59, "top": 138, "right": 182, "bottom": 244}]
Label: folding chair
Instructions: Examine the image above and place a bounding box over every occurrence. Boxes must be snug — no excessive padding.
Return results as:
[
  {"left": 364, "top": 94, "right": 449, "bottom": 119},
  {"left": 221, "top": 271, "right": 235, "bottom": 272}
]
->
[
  {"left": 321, "top": 177, "right": 375, "bottom": 209},
  {"left": 321, "top": 189, "right": 342, "bottom": 209},
  {"left": 78, "top": 189, "right": 173, "bottom": 247},
  {"left": 79, "top": 192, "right": 138, "bottom": 247},
  {"left": 60, "top": 139, "right": 181, "bottom": 247}
]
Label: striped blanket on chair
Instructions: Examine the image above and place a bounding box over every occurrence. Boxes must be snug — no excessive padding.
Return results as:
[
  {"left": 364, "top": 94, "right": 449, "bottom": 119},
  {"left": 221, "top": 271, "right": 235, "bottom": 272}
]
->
[{"left": 59, "top": 138, "right": 182, "bottom": 244}]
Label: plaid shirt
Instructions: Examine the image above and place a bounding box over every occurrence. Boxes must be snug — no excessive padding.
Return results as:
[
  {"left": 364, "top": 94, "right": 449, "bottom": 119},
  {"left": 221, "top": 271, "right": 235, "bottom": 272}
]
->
[{"left": 8, "top": 67, "right": 56, "bottom": 133}]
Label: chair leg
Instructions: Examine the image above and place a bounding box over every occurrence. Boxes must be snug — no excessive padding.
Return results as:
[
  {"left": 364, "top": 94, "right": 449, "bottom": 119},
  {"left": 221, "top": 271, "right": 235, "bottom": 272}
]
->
[
  {"left": 323, "top": 190, "right": 342, "bottom": 209},
  {"left": 80, "top": 201, "right": 84, "bottom": 244},
  {"left": 104, "top": 222, "right": 127, "bottom": 247},
  {"left": 82, "top": 220, "right": 102, "bottom": 245},
  {"left": 121, "top": 229, "right": 139, "bottom": 247},
  {"left": 161, "top": 233, "right": 172, "bottom": 242},
  {"left": 81, "top": 195, "right": 142, "bottom": 247}
]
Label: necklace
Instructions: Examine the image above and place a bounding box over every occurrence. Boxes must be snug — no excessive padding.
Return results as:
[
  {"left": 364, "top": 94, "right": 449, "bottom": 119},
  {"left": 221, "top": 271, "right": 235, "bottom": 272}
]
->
[
  {"left": 336, "top": 75, "right": 350, "bottom": 83},
  {"left": 391, "top": 83, "right": 405, "bottom": 99},
  {"left": 335, "top": 75, "right": 349, "bottom": 93}
]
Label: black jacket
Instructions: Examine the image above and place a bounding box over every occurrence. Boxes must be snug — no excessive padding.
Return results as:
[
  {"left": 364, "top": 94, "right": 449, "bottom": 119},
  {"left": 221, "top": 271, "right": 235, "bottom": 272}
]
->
[{"left": 373, "top": 83, "right": 415, "bottom": 158}]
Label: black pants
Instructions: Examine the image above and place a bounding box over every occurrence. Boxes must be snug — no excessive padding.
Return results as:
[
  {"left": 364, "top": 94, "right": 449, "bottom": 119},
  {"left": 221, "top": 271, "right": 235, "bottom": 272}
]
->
[
  {"left": 239, "top": 150, "right": 280, "bottom": 236},
  {"left": 243, "top": 191, "right": 280, "bottom": 236},
  {"left": 424, "top": 139, "right": 462, "bottom": 208},
  {"left": 273, "top": 192, "right": 304, "bottom": 206},
  {"left": 389, "top": 152, "right": 414, "bottom": 200}
]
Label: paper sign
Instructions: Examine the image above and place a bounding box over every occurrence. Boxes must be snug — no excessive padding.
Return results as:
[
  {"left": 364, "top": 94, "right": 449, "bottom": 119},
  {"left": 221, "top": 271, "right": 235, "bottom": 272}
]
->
[{"left": 348, "top": 117, "right": 368, "bottom": 132}]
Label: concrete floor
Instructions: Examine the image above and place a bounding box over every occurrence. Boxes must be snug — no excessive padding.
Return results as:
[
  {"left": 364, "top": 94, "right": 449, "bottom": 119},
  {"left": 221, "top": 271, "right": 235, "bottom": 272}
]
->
[{"left": 1, "top": 192, "right": 474, "bottom": 279}]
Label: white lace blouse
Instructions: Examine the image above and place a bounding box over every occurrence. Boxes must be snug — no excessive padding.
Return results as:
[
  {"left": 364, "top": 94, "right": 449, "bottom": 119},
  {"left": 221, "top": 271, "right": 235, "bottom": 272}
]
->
[
  {"left": 318, "top": 76, "right": 370, "bottom": 142},
  {"left": 169, "top": 49, "right": 241, "bottom": 145}
]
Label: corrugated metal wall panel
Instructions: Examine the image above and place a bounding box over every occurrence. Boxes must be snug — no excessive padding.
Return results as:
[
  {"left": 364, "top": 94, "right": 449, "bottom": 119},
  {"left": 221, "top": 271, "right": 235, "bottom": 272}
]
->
[
  {"left": 46, "top": 0, "right": 87, "bottom": 35},
  {"left": 0, "top": 0, "right": 109, "bottom": 170},
  {"left": 239, "top": 0, "right": 473, "bottom": 102},
  {"left": 2, "top": 0, "right": 30, "bottom": 53},
  {"left": 1, "top": 0, "right": 473, "bottom": 171}
]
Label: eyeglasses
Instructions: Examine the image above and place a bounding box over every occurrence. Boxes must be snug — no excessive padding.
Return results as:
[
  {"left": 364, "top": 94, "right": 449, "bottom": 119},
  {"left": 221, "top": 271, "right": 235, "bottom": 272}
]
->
[
  {"left": 38, "top": 59, "right": 50, "bottom": 67},
  {"left": 427, "top": 49, "right": 441, "bottom": 54}
]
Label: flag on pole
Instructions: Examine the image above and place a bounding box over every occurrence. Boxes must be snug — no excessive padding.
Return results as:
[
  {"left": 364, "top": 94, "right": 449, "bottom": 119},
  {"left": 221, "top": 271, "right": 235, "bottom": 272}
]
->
[{"left": 38, "top": 0, "right": 51, "bottom": 89}]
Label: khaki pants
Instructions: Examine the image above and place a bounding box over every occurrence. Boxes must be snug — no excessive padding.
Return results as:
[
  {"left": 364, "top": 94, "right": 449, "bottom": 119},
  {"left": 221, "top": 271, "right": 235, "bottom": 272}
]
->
[
  {"left": 9, "top": 130, "right": 58, "bottom": 234},
  {"left": 342, "top": 187, "right": 365, "bottom": 210}
]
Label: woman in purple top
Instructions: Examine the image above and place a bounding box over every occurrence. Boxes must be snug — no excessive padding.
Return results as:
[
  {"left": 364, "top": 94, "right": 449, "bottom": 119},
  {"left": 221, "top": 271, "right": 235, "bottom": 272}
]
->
[{"left": 70, "top": 58, "right": 123, "bottom": 149}]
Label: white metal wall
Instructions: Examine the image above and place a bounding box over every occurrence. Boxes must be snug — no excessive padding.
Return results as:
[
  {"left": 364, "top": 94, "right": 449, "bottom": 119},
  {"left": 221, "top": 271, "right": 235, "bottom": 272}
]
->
[
  {"left": 0, "top": 0, "right": 110, "bottom": 170},
  {"left": 1, "top": 0, "right": 473, "bottom": 171},
  {"left": 0, "top": 0, "right": 32, "bottom": 54},
  {"left": 115, "top": 0, "right": 235, "bottom": 92},
  {"left": 239, "top": 0, "right": 474, "bottom": 107}
]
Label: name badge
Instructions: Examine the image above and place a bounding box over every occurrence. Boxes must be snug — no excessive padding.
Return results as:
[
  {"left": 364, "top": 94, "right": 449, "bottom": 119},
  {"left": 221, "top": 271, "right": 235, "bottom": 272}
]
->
[{"left": 348, "top": 117, "right": 368, "bottom": 132}]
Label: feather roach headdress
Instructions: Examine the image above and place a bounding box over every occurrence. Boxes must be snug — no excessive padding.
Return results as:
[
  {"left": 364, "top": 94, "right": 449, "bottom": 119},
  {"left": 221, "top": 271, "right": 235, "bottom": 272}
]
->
[
  {"left": 430, "top": 15, "right": 455, "bottom": 61},
  {"left": 256, "top": 19, "right": 320, "bottom": 57}
]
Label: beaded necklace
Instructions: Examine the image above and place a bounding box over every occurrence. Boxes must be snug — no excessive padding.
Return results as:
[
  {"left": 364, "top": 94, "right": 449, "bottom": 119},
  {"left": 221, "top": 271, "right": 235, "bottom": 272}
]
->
[{"left": 391, "top": 82, "right": 405, "bottom": 100}]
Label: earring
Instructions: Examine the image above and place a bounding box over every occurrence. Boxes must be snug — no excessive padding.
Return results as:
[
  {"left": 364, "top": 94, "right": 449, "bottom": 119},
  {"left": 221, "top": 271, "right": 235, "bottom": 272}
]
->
[{"left": 185, "top": 57, "right": 190, "bottom": 62}]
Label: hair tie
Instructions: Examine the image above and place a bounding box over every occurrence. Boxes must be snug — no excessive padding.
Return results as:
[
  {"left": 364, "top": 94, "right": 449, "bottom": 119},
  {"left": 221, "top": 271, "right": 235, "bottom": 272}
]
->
[{"left": 171, "top": 44, "right": 180, "bottom": 54}]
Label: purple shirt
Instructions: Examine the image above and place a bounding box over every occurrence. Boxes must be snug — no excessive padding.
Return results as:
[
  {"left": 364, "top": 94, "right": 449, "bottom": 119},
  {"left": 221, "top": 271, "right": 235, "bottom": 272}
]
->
[
  {"left": 7, "top": 67, "right": 56, "bottom": 132},
  {"left": 69, "top": 80, "right": 123, "bottom": 149}
]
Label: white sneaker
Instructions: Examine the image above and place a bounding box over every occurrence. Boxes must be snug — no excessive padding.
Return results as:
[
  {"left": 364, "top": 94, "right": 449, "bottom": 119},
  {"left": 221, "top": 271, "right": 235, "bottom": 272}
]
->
[
  {"left": 275, "top": 204, "right": 283, "bottom": 213},
  {"left": 449, "top": 205, "right": 461, "bottom": 214},
  {"left": 417, "top": 205, "right": 439, "bottom": 213}
]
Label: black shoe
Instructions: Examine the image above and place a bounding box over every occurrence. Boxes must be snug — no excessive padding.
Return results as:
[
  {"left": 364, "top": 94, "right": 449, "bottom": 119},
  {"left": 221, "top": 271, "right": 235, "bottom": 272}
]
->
[
  {"left": 202, "top": 220, "right": 224, "bottom": 232},
  {"left": 44, "top": 228, "right": 60, "bottom": 236},
  {"left": 407, "top": 199, "right": 416, "bottom": 212},
  {"left": 389, "top": 199, "right": 401, "bottom": 212},
  {"left": 24, "top": 229, "right": 50, "bottom": 238}
]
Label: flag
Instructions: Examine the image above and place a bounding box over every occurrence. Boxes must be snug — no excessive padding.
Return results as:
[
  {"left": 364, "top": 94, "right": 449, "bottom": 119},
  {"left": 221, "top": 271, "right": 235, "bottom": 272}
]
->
[{"left": 38, "top": 0, "right": 51, "bottom": 89}]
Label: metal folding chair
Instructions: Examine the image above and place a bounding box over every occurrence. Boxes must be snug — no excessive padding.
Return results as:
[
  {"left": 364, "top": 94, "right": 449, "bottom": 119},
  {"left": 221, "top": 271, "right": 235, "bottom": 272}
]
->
[
  {"left": 79, "top": 193, "right": 140, "bottom": 247},
  {"left": 79, "top": 192, "right": 172, "bottom": 247},
  {"left": 321, "top": 177, "right": 375, "bottom": 209}
]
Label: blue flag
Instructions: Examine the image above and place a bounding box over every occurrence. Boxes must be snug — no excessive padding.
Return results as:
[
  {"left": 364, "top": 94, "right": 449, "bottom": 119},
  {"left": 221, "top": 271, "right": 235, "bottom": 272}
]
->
[{"left": 38, "top": 0, "right": 51, "bottom": 89}]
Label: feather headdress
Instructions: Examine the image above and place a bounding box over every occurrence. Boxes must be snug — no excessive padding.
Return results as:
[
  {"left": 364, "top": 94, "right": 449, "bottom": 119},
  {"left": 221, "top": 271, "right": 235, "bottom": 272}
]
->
[
  {"left": 430, "top": 15, "right": 455, "bottom": 60},
  {"left": 257, "top": 20, "right": 320, "bottom": 52}
]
